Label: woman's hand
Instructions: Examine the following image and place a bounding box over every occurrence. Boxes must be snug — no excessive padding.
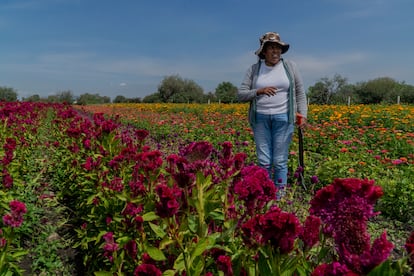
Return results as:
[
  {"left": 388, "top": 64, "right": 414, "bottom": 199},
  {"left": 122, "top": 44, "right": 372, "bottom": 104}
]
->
[
  {"left": 296, "top": 113, "right": 307, "bottom": 129},
  {"left": 257, "top": 86, "right": 277, "bottom": 96}
]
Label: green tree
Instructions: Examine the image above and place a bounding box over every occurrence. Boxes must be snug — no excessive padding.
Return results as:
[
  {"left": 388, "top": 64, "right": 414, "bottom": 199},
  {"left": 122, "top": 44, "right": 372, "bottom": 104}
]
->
[
  {"left": 77, "top": 93, "right": 110, "bottom": 105},
  {"left": 142, "top": 92, "right": 162, "bottom": 103},
  {"left": 113, "top": 95, "right": 127, "bottom": 103},
  {"left": 355, "top": 77, "right": 398, "bottom": 104},
  {"left": 307, "top": 74, "right": 348, "bottom": 104},
  {"left": 22, "top": 94, "right": 41, "bottom": 102},
  {"left": 0, "top": 86, "right": 18, "bottom": 102},
  {"left": 215, "top": 82, "right": 237, "bottom": 103},
  {"left": 158, "top": 75, "right": 204, "bottom": 103}
]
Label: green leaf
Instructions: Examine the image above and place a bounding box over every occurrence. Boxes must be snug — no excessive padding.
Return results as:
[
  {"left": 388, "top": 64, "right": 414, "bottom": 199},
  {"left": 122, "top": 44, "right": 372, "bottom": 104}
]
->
[
  {"left": 367, "top": 260, "right": 401, "bottom": 276},
  {"left": 191, "top": 237, "right": 210, "bottom": 259},
  {"left": 149, "top": 222, "right": 166, "bottom": 238},
  {"left": 94, "top": 271, "right": 113, "bottom": 276},
  {"left": 11, "top": 250, "right": 28, "bottom": 258},
  {"left": 173, "top": 253, "right": 185, "bottom": 271},
  {"left": 162, "top": 270, "right": 176, "bottom": 276},
  {"left": 257, "top": 250, "right": 272, "bottom": 275},
  {"left": 147, "top": 246, "right": 167, "bottom": 261},
  {"left": 142, "top": 211, "right": 159, "bottom": 221}
]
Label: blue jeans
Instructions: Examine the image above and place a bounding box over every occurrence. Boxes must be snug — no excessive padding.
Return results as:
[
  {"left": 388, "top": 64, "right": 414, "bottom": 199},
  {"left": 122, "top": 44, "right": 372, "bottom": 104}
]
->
[{"left": 253, "top": 113, "right": 294, "bottom": 188}]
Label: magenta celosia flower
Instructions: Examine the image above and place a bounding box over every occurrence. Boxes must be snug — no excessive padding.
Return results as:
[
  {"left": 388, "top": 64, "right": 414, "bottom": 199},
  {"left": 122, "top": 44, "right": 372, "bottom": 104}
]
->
[
  {"left": 9, "top": 200, "right": 27, "bottom": 216},
  {"left": 3, "top": 137, "right": 17, "bottom": 151},
  {"left": 3, "top": 214, "right": 22, "bottom": 227},
  {"left": 311, "top": 262, "right": 358, "bottom": 276},
  {"left": 219, "top": 141, "right": 234, "bottom": 170},
  {"left": 135, "top": 129, "right": 149, "bottom": 141},
  {"left": 155, "top": 183, "right": 182, "bottom": 218},
  {"left": 310, "top": 175, "right": 319, "bottom": 184},
  {"left": 233, "top": 166, "right": 276, "bottom": 215},
  {"left": 242, "top": 206, "right": 302, "bottom": 254},
  {"left": 217, "top": 255, "right": 233, "bottom": 276},
  {"left": 83, "top": 138, "right": 91, "bottom": 149},
  {"left": 136, "top": 151, "right": 163, "bottom": 172},
  {"left": 300, "top": 215, "right": 321, "bottom": 249},
  {"left": 406, "top": 231, "right": 414, "bottom": 270},
  {"left": 122, "top": 202, "right": 143, "bottom": 217},
  {"left": 102, "top": 177, "right": 124, "bottom": 192},
  {"left": 124, "top": 239, "right": 138, "bottom": 260},
  {"left": 129, "top": 179, "right": 146, "bottom": 197},
  {"left": 259, "top": 206, "right": 302, "bottom": 254},
  {"left": 102, "top": 232, "right": 119, "bottom": 262},
  {"left": 2, "top": 169, "right": 13, "bottom": 188},
  {"left": 134, "top": 263, "right": 162, "bottom": 276},
  {"left": 2, "top": 200, "right": 27, "bottom": 228},
  {"left": 233, "top": 152, "right": 247, "bottom": 170},
  {"left": 180, "top": 141, "right": 213, "bottom": 162},
  {"left": 310, "top": 178, "right": 392, "bottom": 274}
]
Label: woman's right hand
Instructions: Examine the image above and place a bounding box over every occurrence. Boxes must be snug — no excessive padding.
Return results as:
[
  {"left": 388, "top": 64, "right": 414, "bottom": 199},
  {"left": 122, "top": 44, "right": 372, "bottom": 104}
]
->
[{"left": 257, "top": 86, "right": 277, "bottom": 96}]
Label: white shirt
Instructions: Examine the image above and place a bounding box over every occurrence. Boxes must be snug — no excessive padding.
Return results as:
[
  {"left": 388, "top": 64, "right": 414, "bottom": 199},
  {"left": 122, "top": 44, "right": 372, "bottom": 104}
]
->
[{"left": 255, "top": 60, "right": 289, "bottom": 115}]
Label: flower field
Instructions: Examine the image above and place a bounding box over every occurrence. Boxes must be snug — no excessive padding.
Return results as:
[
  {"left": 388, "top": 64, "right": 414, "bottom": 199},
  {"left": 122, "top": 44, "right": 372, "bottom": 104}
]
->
[{"left": 1, "top": 101, "right": 413, "bottom": 275}]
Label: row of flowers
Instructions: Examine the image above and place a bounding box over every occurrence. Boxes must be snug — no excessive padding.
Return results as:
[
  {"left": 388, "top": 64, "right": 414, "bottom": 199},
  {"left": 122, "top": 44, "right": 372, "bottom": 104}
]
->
[{"left": 1, "top": 101, "right": 414, "bottom": 275}]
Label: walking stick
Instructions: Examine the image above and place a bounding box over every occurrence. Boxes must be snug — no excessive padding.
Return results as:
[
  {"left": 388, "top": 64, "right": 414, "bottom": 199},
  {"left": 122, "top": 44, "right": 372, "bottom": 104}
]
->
[{"left": 296, "top": 113, "right": 307, "bottom": 190}]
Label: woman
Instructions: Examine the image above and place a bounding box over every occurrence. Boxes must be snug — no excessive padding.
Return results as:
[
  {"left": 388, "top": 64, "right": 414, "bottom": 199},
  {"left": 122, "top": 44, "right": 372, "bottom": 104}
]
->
[{"left": 238, "top": 31, "right": 308, "bottom": 195}]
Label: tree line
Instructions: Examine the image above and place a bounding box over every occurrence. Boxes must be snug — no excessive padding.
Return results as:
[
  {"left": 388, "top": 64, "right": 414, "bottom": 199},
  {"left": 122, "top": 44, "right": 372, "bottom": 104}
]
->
[{"left": 1, "top": 74, "right": 414, "bottom": 104}]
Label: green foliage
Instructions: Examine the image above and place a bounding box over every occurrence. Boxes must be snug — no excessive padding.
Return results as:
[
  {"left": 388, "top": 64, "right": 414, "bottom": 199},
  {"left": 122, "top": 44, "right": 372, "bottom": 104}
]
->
[
  {"left": 157, "top": 74, "right": 204, "bottom": 103},
  {"left": 308, "top": 75, "right": 414, "bottom": 105},
  {"left": 77, "top": 93, "right": 111, "bottom": 105},
  {"left": 307, "top": 74, "right": 348, "bottom": 104},
  {"left": 215, "top": 81, "right": 237, "bottom": 103},
  {"left": 0, "top": 86, "right": 18, "bottom": 102}
]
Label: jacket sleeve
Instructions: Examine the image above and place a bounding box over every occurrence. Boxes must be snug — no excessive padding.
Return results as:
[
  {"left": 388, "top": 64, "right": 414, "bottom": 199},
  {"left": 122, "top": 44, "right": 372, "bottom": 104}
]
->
[
  {"left": 291, "top": 61, "right": 308, "bottom": 118},
  {"left": 237, "top": 65, "right": 258, "bottom": 102}
]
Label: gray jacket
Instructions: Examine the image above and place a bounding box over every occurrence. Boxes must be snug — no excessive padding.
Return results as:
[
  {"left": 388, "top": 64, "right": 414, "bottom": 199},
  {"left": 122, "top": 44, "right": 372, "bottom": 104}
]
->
[{"left": 237, "top": 59, "right": 308, "bottom": 127}]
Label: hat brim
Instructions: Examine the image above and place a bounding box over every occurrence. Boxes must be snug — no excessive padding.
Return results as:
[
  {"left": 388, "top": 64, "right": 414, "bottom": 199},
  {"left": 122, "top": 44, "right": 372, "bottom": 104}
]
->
[{"left": 255, "top": 41, "right": 290, "bottom": 56}]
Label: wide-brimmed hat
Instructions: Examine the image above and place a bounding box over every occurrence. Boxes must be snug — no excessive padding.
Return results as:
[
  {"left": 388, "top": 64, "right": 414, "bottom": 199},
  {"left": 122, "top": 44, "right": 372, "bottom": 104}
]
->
[{"left": 255, "top": 32, "right": 289, "bottom": 57}]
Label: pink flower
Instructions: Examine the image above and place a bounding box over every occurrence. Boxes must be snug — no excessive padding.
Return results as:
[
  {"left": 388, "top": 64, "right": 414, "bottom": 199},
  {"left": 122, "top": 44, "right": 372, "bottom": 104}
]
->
[
  {"left": 405, "top": 231, "right": 414, "bottom": 270},
  {"left": 217, "top": 255, "right": 233, "bottom": 276},
  {"left": 2, "top": 200, "right": 27, "bottom": 228},
  {"left": 242, "top": 206, "right": 302, "bottom": 254},
  {"left": 155, "top": 183, "right": 182, "bottom": 218},
  {"left": 391, "top": 159, "right": 403, "bottom": 165},
  {"left": 312, "top": 262, "right": 358, "bottom": 276},
  {"left": 2, "top": 169, "right": 13, "bottom": 189},
  {"left": 134, "top": 263, "right": 162, "bottom": 276},
  {"left": 233, "top": 166, "right": 276, "bottom": 215},
  {"left": 300, "top": 215, "right": 321, "bottom": 249},
  {"left": 310, "top": 178, "right": 392, "bottom": 274},
  {"left": 180, "top": 141, "right": 213, "bottom": 162},
  {"left": 102, "top": 232, "right": 119, "bottom": 262}
]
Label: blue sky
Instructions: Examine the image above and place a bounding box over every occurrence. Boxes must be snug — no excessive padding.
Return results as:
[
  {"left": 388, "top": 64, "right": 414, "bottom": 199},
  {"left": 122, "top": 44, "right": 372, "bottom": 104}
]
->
[{"left": 1, "top": 0, "right": 413, "bottom": 100}]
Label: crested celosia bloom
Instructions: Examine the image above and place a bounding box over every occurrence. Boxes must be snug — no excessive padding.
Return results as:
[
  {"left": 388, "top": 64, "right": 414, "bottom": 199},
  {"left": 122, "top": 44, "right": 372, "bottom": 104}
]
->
[
  {"left": 136, "top": 150, "right": 163, "bottom": 172},
  {"left": 180, "top": 141, "right": 213, "bottom": 162},
  {"left": 242, "top": 205, "right": 302, "bottom": 254},
  {"left": 219, "top": 141, "right": 234, "bottom": 170},
  {"left": 2, "top": 169, "right": 13, "bottom": 189},
  {"left": 233, "top": 166, "right": 276, "bottom": 215},
  {"left": 2, "top": 200, "right": 27, "bottom": 228},
  {"left": 102, "top": 232, "right": 119, "bottom": 262},
  {"left": 300, "top": 215, "right": 321, "bottom": 249},
  {"left": 311, "top": 262, "right": 358, "bottom": 276},
  {"left": 405, "top": 231, "right": 414, "bottom": 270},
  {"left": 134, "top": 263, "right": 162, "bottom": 276},
  {"left": 217, "top": 255, "right": 233, "bottom": 276},
  {"left": 155, "top": 183, "right": 182, "bottom": 218},
  {"left": 135, "top": 129, "right": 149, "bottom": 141},
  {"left": 102, "top": 177, "right": 124, "bottom": 192},
  {"left": 310, "top": 178, "right": 393, "bottom": 274}
]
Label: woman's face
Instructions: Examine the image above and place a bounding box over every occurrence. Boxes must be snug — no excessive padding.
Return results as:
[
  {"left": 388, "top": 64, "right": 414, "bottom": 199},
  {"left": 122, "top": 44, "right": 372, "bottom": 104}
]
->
[{"left": 263, "top": 42, "right": 282, "bottom": 66}]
